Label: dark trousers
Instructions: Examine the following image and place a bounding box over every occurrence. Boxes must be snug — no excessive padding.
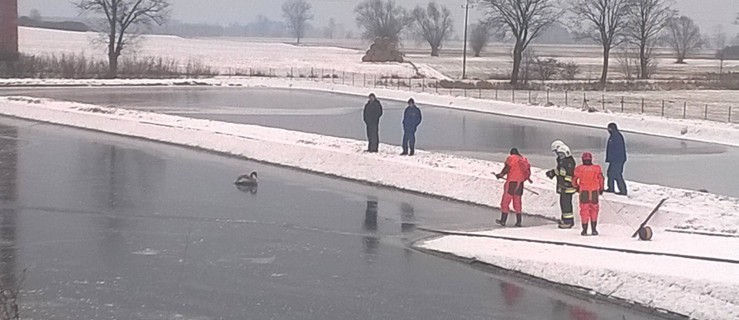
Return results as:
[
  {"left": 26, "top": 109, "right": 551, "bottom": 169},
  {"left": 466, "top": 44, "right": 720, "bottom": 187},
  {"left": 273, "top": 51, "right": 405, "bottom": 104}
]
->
[
  {"left": 402, "top": 130, "right": 416, "bottom": 154},
  {"left": 366, "top": 124, "right": 379, "bottom": 152},
  {"left": 559, "top": 193, "right": 574, "bottom": 225},
  {"left": 607, "top": 162, "right": 627, "bottom": 194}
]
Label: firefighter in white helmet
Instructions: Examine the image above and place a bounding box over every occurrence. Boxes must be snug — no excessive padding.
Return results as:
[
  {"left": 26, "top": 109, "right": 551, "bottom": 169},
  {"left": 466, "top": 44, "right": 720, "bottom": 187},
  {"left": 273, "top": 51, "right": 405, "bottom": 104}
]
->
[{"left": 546, "top": 140, "right": 577, "bottom": 229}]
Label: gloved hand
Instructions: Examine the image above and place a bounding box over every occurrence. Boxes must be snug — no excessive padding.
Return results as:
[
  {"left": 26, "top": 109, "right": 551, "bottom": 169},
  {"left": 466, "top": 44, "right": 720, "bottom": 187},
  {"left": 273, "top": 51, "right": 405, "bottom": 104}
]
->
[
  {"left": 495, "top": 173, "right": 503, "bottom": 180},
  {"left": 545, "top": 170, "right": 556, "bottom": 179}
]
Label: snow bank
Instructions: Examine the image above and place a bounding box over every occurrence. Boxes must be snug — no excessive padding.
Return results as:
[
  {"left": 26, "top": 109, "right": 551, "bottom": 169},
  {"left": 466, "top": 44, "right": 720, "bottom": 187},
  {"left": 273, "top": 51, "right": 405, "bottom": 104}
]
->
[
  {"left": 0, "top": 96, "right": 737, "bottom": 235},
  {"left": 418, "top": 233, "right": 739, "bottom": 320}
]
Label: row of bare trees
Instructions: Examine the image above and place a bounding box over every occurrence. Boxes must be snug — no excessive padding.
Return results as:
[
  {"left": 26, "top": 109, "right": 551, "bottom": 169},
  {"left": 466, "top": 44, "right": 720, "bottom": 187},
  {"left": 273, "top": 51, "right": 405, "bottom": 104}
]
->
[
  {"left": 480, "top": 0, "right": 715, "bottom": 85},
  {"left": 354, "top": 0, "right": 455, "bottom": 57}
]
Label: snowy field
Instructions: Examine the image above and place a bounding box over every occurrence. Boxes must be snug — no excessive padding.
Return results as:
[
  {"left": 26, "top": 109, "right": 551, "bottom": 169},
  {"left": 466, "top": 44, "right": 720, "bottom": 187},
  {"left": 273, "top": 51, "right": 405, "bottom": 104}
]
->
[
  {"left": 17, "top": 27, "right": 739, "bottom": 82},
  {"left": 17, "top": 27, "right": 445, "bottom": 79},
  {"left": 2, "top": 94, "right": 739, "bottom": 319}
]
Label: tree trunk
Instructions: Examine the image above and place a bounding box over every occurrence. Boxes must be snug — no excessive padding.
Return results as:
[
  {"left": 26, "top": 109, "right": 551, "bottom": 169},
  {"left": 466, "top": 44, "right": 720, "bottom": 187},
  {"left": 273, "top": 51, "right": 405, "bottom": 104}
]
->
[
  {"left": 107, "top": 52, "right": 118, "bottom": 79},
  {"left": 510, "top": 45, "right": 523, "bottom": 85},
  {"left": 430, "top": 45, "right": 439, "bottom": 57},
  {"left": 639, "top": 42, "right": 648, "bottom": 79},
  {"left": 600, "top": 47, "right": 610, "bottom": 85}
]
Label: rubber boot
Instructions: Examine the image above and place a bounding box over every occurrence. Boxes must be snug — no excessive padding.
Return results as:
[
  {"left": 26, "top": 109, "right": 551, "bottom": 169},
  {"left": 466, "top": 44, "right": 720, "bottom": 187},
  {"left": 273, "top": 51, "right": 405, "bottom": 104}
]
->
[
  {"left": 514, "top": 214, "right": 522, "bottom": 227},
  {"left": 591, "top": 221, "right": 599, "bottom": 236},
  {"left": 495, "top": 213, "right": 508, "bottom": 226},
  {"left": 581, "top": 223, "right": 589, "bottom": 236}
]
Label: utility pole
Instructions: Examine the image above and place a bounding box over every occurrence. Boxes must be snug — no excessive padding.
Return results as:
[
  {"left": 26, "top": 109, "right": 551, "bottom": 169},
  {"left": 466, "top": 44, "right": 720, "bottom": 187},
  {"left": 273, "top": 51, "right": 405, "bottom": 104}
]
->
[{"left": 461, "top": 0, "right": 472, "bottom": 79}]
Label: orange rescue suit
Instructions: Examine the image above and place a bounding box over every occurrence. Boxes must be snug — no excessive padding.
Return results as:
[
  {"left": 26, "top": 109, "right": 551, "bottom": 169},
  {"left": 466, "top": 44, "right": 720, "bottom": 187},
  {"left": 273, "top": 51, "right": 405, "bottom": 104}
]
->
[{"left": 573, "top": 164, "right": 604, "bottom": 224}]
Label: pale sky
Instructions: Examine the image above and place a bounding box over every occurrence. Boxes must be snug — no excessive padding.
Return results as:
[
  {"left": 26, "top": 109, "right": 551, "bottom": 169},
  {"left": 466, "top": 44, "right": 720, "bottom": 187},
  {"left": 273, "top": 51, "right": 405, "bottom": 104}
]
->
[{"left": 18, "top": 0, "right": 739, "bottom": 35}]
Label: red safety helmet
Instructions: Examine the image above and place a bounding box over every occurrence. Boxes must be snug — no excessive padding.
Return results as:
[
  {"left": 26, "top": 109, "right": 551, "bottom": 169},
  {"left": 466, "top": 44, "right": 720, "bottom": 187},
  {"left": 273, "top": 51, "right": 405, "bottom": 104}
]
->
[{"left": 581, "top": 152, "right": 593, "bottom": 162}]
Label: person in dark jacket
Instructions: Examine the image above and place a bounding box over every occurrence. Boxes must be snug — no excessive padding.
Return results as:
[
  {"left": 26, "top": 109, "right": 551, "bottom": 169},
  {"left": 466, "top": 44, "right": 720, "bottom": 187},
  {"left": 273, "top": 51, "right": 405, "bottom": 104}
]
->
[
  {"left": 401, "top": 98, "right": 422, "bottom": 156},
  {"left": 363, "top": 93, "right": 383, "bottom": 153},
  {"left": 605, "top": 122, "right": 628, "bottom": 195},
  {"left": 546, "top": 140, "right": 577, "bottom": 229}
]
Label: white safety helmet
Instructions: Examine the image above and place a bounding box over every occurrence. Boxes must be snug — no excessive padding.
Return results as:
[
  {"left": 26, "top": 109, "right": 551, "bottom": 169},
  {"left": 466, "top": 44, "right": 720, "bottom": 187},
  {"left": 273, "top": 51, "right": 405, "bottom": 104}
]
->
[{"left": 550, "top": 140, "right": 572, "bottom": 158}]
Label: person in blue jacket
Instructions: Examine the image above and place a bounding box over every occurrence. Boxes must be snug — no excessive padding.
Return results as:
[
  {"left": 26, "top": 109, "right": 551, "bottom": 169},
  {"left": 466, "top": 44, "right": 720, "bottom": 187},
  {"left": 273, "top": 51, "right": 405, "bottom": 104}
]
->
[
  {"left": 605, "top": 122, "right": 628, "bottom": 195},
  {"left": 401, "top": 98, "right": 422, "bottom": 156}
]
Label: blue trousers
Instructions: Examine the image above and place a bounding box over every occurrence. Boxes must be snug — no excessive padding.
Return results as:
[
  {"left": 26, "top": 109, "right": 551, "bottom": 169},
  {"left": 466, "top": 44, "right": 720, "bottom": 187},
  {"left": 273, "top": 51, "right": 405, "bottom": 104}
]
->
[
  {"left": 607, "top": 162, "right": 627, "bottom": 194},
  {"left": 402, "top": 130, "right": 416, "bottom": 154}
]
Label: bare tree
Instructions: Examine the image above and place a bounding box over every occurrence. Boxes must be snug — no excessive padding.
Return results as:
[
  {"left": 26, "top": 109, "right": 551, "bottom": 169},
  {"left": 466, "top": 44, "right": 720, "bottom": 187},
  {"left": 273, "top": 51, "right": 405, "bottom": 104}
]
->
[
  {"left": 324, "top": 18, "right": 337, "bottom": 39},
  {"left": 665, "top": 15, "right": 702, "bottom": 64},
  {"left": 412, "top": 2, "right": 454, "bottom": 56},
  {"left": 29, "top": 9, "right": 42, "bottom": 21},
  {"left": 282, "top": 0, "right": 313, "bottom": 44},
  {"left": 624, "top": 0, "right": 674, "bottom": 79},
  {"left": 482, "top": 0, "right": 561, "bottom": 85},
  {"left": 75, "top": 0, "right": 170, "bottom": 78},
  {"left": 711, "top": 25, "right": 727, "bottom": 75},
  {"left": 355, "top": 0, "right": 411, "bottom": 42},
  {"left": 569, "top": 0, "right": 629, "bottom": 84},
  {"left": 469, "top": 23, "right": 491, "bottom": 57}
]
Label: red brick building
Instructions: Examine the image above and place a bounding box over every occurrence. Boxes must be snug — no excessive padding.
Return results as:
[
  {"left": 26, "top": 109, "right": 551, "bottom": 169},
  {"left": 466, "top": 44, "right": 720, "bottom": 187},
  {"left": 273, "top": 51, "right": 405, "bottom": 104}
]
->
[{"left": 0, "top": 0, "right": 18, "bottom": 61}]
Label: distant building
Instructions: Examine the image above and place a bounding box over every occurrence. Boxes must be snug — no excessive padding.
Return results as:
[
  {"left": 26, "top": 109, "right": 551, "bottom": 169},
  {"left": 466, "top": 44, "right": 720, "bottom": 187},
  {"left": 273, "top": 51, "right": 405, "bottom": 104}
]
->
[{"left": 0, "top": 0, "right": 19, "bottom": 61}]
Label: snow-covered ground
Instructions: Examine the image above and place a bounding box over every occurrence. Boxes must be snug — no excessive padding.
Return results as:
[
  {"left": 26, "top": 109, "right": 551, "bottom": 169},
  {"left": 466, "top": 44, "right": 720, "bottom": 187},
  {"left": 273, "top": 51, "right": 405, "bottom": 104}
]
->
[
  {"left": 418, "top": 229, "right": 739, "bottom": 320},
  {"left": 17, "top": 27, "right": 446, "bottom": 79},
  {"left": 2, "top": 95, "right": 738, "bottom": 319},
  {"left": 18, "top": 27, "right": 739, "bottom": 82}
]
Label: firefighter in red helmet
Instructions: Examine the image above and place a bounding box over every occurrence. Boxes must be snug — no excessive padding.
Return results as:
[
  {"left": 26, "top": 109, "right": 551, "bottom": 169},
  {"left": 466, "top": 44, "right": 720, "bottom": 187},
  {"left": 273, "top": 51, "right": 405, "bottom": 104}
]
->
[{"left": 573, "top": 152, "right": 605, "bottom": 236}]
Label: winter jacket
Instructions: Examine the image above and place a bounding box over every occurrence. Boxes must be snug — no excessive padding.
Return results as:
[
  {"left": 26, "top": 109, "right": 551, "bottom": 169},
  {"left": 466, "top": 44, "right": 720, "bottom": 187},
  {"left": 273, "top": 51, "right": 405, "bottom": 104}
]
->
[
  {"left": 549, "top": 156, "right": 576, "bottom": 194},
  {"left": 606, "top": 129, "right": 627, "bottom": 164},
  {"left": 363, "top": 100, "right": 383, "bottom": 125},
  {"left": 402, "top": 105, "right": 422, "bottom": 131}
]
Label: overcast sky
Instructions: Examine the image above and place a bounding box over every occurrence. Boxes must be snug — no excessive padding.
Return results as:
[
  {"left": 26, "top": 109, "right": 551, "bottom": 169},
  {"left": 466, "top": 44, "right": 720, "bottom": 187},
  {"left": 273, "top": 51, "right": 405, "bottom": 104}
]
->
[{"left": 18, "top": 0, "right": 739, "bottom": 35}]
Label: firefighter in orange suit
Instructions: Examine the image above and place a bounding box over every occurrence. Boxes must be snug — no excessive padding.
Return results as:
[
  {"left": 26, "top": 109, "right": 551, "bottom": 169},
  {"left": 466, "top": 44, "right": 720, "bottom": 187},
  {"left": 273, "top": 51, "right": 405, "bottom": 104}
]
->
[
  {"left": 573, "top": 152, "right": 605, "bottom": 236},
  {"left": 495, "top": 148, "right": 532, "bottom": 227}
]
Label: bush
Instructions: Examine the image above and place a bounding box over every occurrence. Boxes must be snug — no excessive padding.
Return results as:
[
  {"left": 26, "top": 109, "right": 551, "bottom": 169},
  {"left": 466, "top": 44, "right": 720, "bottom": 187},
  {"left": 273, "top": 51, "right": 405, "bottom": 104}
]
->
[{"left": 0, "top": 53, "right": 218, "bottom": 79}]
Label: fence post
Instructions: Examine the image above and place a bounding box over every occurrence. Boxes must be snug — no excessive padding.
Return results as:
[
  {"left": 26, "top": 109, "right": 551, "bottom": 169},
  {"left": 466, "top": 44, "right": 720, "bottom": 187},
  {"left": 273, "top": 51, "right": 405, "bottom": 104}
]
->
[
  {"left": 464, "top": 89, "right": 467, "bottom": 97},
  {"left": 602, "top": 94, "right": 605, "bottom": 111},
  {"left": 321, "top": 68, "right": 324, "bottom": 81},
  {"left": 683, "top": 102, "right": 687, "bottom": 119},
  {"left": 409, "top": 78, "right": 413, "bottom": 91},
  {"left": 565, "top": 90, "right": 568, "bottom": 106},
  {"left": 729, "top": 106, "right": 733, "bottom": 122},
  {"left": 661, "top": 100, "right": 665, "bottom": 117},
  {"left": 641, "top": 98, "right": 645, "bottom": 113},
  {"left": 397, "top": 79, "right": 401, "bottom": 90},
  {"left": 621, "top": 96, "right": 624, "bottom": 112},
  {"left": 332, "top": 69, "right": 335, "bottom": 83},
  {"left": 479, "top": 88, "right": 482, "bottom": 99},
  {"left": 583, "top": 92, "right": 587, "bottom": 107},
  {"left": 495, "top": 89, "right": 498, "bottom": 100},
  {"left": 422, "top": 78, "right": 426, "bottom": 92},
  {"left": 546, "top": 89, "right": 550, "bottom": 104},
  {"left": 342, "top": 71, "right": 345, "bottom": 85},
  {"left": 352, "top": 73, "right": 355, "bottom": 86},
  {"left": 704, "top": 104, "right": 708, "bottom": 120},
  {"left": 290, "top": 67, "right": 293, "bottom": 78},
  {"left": 512, "top": 89, "right": 516, "bottom": 103}
]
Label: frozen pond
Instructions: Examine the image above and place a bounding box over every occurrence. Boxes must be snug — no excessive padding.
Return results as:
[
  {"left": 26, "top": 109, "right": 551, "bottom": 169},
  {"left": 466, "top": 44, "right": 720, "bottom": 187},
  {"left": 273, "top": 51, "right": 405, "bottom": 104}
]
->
[
  {"left": 2, "top": 86, "right": 736, "bottom": 198},
  {"left": 0, "top": 117, "right": 675, "bottom": 319}
]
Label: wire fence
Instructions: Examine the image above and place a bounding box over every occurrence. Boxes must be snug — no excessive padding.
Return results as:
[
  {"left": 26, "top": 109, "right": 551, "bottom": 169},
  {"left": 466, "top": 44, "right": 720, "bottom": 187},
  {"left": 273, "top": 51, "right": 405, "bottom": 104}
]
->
[{"left": 222, "top": 67, "right": 738, "bottom": 124}]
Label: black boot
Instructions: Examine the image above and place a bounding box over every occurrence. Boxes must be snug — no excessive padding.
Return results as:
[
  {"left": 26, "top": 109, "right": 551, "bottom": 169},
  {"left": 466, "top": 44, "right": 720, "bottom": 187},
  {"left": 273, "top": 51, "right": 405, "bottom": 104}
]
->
[
  {"left": 591, "top": 221, "right": 599, "bottom": 235},
  {"left": 514, "top": 214, "right": 522, "bottom": 227},
  {"left": 581, "top": 223, "right": 589, "bottom": 236},
  {"left": 495, "top": 213, "right": 508, "bottom": 226}
]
